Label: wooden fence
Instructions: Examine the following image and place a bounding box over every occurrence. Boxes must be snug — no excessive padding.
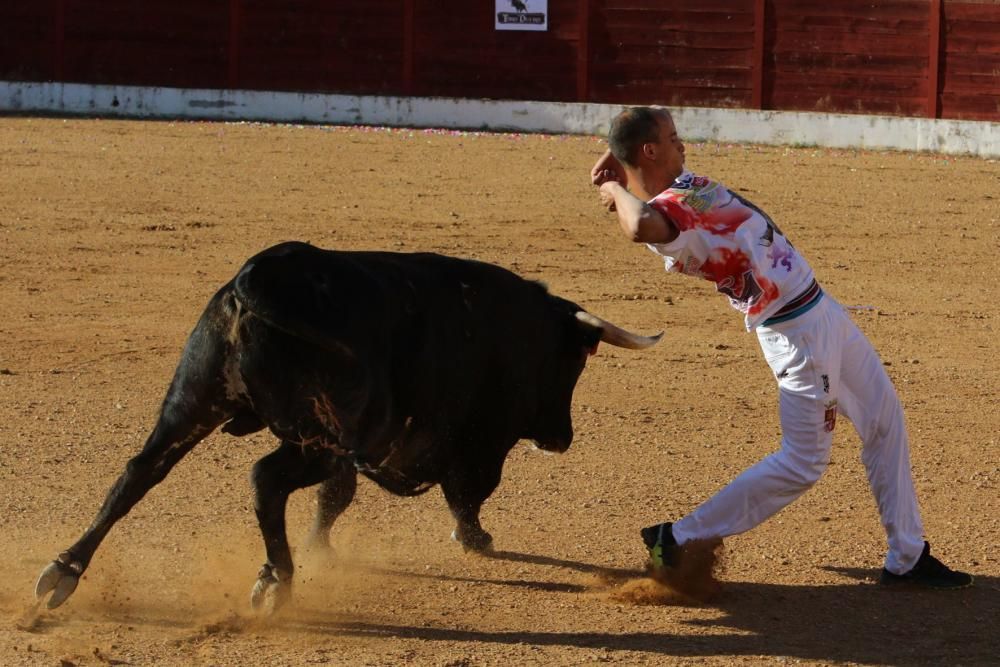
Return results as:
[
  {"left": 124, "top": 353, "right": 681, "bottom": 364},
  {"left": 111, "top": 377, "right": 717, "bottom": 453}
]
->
[{"left": 1, "top": 0, "right": 997, "bottom": 121}]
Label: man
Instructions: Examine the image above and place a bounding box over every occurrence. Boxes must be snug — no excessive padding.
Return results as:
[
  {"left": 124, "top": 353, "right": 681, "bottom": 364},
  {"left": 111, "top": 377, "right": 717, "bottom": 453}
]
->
[{"left": 592, "top": 106, "right": 971, "bottom": 589}]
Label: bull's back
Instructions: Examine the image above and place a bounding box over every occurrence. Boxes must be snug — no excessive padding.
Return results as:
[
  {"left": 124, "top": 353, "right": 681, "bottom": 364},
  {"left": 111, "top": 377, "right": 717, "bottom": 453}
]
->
[
  {"left": 231, "top": 243, "right": 554, "bottom": 446},
  {"left": 232, "top": 242, "right": 545, "bottom": 362}
]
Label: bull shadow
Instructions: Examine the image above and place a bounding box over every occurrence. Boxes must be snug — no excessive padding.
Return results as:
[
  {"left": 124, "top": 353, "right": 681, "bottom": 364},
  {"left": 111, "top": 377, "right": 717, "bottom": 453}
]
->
[
  {"left": 283, "top": 556, "right": 999, "bottom": 666},
  {"left": 354, "top": 563, "right": 590, "bottom": 594},
  {"left": 306, "top": 548, "right": 643, "bottom": 596},
  {"left": 485, "top": 549, "right": 641, "bottom": 580},
  {"left": 341, "top": 549, "right": 640, "bottom": 595}
]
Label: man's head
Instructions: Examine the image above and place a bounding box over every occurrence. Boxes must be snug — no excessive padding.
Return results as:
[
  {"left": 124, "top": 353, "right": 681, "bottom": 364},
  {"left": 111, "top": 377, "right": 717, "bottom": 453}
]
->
[{"left": 607, "top": 106, "right": 685, "bottom": 193}]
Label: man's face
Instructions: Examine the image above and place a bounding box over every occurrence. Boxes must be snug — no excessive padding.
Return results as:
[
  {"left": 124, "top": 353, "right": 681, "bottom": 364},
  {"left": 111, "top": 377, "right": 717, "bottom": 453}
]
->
[{"left": 652, "top": 113, "right": 686, "bottom": 182}]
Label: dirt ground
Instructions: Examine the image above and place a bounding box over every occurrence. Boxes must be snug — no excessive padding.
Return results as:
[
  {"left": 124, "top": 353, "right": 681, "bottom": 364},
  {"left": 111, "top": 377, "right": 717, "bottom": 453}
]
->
[{"left": 1, "top": 117, "right": 997, "bottom": 666}]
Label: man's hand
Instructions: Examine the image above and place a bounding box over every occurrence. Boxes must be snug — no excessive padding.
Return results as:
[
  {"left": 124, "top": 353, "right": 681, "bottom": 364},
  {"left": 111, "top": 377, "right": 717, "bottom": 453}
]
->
[{"left": 591, "top": 149, "right": 627, "bottom": 188}]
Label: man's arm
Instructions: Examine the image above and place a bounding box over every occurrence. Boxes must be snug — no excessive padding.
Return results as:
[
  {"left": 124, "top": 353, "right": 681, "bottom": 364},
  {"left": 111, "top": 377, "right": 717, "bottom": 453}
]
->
[{"left": 599, "top": 181, "right": 678, "bottom": 244}]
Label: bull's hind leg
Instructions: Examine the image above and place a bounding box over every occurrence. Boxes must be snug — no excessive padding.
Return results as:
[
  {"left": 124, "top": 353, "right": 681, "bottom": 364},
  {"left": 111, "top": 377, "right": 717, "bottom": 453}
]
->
[
  {"left": 36, "top": 288, "right": 241, "bottom": 610},
  {"left": 34, "top": 401, "right": 226, "bottom": 609},
  {"left": 304, "top": 456, "right": 358, "bottom": 553},
  {"left": 441, "top": 450, "right": 507, "bottom": 553},
  {"left": 249, "top": 441, "right": 338, "bottom": 613}
]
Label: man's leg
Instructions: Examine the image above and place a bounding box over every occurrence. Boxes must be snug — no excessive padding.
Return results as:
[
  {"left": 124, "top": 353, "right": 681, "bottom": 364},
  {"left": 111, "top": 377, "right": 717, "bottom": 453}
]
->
[
  {"left": 671, "top": 388, "right": 833, "bottom": 544},
  {"left": 837, "top": 320, "right": 925, "bottom": 574},
  {"left": 838, "top": 316, "right": 970, "bottom": 587},
  {"left": 671, "top": 314, "right": 837, "bottom": 545}
]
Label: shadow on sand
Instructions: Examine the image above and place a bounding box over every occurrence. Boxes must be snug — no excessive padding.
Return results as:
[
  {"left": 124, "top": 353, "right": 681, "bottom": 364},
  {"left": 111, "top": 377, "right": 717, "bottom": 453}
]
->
[
  {"left": 285, "top": 552, "right": 999, "bottom": 665},
  {"left": 17, "top": 550, "right": 998, "bottom": 665}
]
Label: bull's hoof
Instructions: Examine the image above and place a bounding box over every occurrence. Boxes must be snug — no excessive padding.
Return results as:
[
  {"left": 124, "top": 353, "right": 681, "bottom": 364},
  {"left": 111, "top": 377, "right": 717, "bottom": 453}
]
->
[
  {"left": 35, "top": 554, "right": 83, "bottom": 609},
  {"left": 250, "top": 563, "right": 291, "bottom": 614},
  {"left": 451, "top": 528, "right": 494, "bottom": 554}
]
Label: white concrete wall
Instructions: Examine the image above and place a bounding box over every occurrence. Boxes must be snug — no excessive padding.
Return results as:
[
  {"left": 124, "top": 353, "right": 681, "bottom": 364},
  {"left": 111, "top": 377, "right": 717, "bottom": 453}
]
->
[{"left": 2, "top": 80, "right": 998, "bottom": 158}]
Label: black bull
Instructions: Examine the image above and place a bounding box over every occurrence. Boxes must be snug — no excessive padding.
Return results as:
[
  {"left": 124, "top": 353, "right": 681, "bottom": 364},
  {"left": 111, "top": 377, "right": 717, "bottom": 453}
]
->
[{"left": 36, "top": 242, "right": 660, "bottom": 612}]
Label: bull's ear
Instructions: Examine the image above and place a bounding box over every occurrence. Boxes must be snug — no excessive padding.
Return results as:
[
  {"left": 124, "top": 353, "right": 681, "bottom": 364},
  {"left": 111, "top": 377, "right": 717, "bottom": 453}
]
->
[{"left": 575, "top": 311, "right": 662, "bottom": 350}]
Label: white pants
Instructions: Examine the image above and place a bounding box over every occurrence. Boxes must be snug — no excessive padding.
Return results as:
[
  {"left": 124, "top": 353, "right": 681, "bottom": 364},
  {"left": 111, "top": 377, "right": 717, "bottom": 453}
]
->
[{"left": 671, "top": 295, "right": 925, "bottom": 574}]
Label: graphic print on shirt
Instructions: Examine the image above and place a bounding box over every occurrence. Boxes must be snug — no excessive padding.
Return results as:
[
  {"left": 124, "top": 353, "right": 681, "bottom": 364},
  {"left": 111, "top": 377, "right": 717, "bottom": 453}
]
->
[
  {"left": 647, "top": 172, "right": 817, "bottom": 329},
  {"left": 702, "top": 249, "right": 771, "bottom": 309},
  {"left": 653, "top": 180, "right": 777, "bottom": 315},
  {"left": 731, "top": 190, "right": 787, "bottom": 241},
  {"left": 662, "top": 175, "right": 750, "bottom": 236},
  {"left": 732, "top": 191, "right": 794, "bottom": 271}
]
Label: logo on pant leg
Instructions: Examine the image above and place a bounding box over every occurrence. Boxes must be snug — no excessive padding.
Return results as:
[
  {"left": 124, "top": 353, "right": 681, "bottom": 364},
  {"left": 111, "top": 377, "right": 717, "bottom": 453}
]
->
[
  {"left": 822, "top": 374, "right": 829, "bottom": 393},
  {"left": 824, "top": 399, "right": 838, "bottom": 432}
]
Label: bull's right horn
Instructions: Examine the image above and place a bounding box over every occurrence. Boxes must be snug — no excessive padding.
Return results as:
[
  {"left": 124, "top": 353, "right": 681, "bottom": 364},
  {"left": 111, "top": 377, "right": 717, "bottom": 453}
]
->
[{"left": 575, "top": 311, "right": 663, "bottom": 349}]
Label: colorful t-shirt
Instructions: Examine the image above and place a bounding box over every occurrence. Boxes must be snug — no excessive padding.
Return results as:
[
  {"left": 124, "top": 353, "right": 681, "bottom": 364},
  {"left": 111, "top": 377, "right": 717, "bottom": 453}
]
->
[{"left": 646, "top": 171, "right": 816, "bottom": 330}]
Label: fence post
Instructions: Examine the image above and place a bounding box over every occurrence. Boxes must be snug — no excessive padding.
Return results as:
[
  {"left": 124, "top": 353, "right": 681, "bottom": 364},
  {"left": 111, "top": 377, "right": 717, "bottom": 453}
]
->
[
  {"left": 228, "top": 0, "right": 241, "bottom": 89},
  {"left": 53, "top": 0, "right": 65, "bottom": 81},
  {"left": 403, "top": 0, "right": 415, "bottom": 95},
  {"left": 751, "top": 0, "right": 765, "bottom": 109},
  {"left": 926, "top": 0, "right": 942, "bottom": 118},
  {"left": 577, "top": 0, "right": 590, "bottom": 102}
]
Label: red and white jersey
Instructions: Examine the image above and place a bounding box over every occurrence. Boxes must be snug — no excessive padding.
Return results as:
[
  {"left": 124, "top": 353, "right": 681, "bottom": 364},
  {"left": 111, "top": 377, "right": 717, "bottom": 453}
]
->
[{"left": 646, "top": 170, "right": 816, "bottom": 330}]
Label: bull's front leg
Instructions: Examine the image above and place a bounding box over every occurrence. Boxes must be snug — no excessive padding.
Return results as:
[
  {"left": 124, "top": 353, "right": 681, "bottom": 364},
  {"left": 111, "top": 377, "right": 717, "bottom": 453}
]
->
[
  {"left": 440, "top": 452, "right": 506, "bottom": 554},
  {"left": 249, "top": 441, "right": 337, "bottom": 613},
  {"left": 304, "top": 456, "right": 358, "bottom": 554}
]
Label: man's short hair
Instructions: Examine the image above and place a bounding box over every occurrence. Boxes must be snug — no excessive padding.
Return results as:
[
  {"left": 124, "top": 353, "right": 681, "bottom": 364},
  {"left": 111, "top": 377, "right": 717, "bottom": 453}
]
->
[{"left": 608, "top": 106, "right": 671, "bottom": 166}]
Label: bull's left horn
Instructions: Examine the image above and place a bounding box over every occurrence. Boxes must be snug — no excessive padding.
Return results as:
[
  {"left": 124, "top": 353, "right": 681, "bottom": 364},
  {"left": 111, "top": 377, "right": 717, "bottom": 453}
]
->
[{"left": 575, "top": 311, "right": 662, "bottom": 349}]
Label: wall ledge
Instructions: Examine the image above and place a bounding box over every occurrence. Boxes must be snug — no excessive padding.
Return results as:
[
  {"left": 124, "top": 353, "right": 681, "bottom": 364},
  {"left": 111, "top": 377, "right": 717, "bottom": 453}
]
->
[{"left": 2, "top": 80, "right": 997, "bottom": 158}]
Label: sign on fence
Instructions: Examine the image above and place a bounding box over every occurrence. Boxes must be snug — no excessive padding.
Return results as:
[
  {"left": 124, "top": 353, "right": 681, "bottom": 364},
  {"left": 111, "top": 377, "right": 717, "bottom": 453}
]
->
[{"left": 495, "top": 0, "right": 547, "bottom": 31}]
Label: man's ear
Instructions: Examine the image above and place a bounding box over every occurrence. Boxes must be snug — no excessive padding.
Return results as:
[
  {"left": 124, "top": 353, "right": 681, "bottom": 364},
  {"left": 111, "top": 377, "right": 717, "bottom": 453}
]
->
[{"left": 641, "top": 142, "right": 657, "bottom": 160}]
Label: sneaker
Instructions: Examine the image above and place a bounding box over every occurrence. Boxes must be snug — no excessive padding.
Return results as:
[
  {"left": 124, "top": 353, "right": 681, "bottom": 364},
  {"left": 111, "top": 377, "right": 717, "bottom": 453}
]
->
[
  {"left": 879, "top": 541, "right": 973, "bottom": 589},
  {"left": 640, "top": 522, "right": 680, "bottom": 570}
]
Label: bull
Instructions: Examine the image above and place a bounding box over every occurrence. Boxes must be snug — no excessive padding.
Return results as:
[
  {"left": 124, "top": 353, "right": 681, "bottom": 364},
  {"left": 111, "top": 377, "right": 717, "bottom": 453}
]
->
[{"left": 35, "top": 241, "right": 660, "bottom": 612}]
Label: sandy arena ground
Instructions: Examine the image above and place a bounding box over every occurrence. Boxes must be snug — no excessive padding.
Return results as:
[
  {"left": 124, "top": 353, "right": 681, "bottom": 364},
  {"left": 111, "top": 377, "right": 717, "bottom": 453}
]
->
[{"left": 0, "top": 117, "right": 998, "bottom": 666}]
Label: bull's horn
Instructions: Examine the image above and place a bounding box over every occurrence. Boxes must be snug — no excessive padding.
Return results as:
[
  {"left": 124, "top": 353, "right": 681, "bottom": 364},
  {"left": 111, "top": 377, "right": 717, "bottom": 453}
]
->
[{"left": 575, "top": 311, "right": 663, "bottom": 349}]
